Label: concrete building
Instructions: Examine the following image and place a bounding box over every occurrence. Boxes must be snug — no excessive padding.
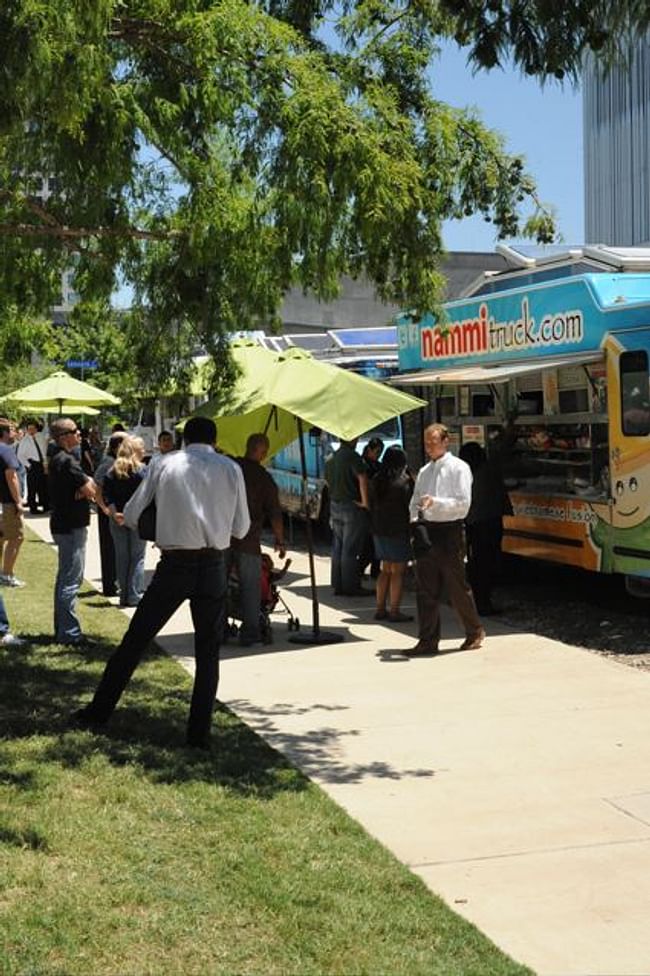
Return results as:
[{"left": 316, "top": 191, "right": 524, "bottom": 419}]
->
[
  {"left": 584, "top": 37, "right": 650, "bottom": 245},
  {"left": 277, "top": 252, "right": 507, "bottom": 334}
]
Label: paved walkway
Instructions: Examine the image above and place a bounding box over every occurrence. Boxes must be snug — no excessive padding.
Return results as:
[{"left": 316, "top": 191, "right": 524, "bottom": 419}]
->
[{"left": 28, "top": 513, "right": 650, "bottom": 976}]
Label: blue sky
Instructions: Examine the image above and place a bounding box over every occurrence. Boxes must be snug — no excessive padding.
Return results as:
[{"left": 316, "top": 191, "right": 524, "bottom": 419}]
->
[{"left": 435, "top": 42, "right": 584, "bottom": 253}]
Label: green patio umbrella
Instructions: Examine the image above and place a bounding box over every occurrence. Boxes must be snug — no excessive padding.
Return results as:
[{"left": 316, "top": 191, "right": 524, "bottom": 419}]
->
[
  {"left": 267, "top": 346, "right": 425, "bottom": 440},
  {"left": 187, "top": 341, "right": 297, "bottom": 458},
  {"left": 3, "top": 371, "right": 120, "bottom": 414},
  {"left": 14, "top": 402, "right": 100, "bottom": 417},
  {"left": 192, "top": 340, "right": 426, "bottom": 646}
]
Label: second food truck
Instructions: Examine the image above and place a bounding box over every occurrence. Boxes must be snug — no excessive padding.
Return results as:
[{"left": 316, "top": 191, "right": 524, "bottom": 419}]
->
[{"left": 394, "top": 245, "right": 650, "bottom": 595}]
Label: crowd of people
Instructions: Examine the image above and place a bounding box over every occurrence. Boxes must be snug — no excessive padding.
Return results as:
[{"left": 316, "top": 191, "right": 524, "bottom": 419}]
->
[{"left": 0, "top": 412, "right": 509, "bottom": 746}]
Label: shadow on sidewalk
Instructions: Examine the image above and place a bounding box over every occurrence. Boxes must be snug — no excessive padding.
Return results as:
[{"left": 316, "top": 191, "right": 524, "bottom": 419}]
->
[{"left": 228, "top": 698, "right": 437, "bottom": 785}]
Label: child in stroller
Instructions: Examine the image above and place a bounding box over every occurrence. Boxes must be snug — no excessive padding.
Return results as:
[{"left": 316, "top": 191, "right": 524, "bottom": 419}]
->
[{"left": 225, "top": 553, "right": 299, "bottom": 643}]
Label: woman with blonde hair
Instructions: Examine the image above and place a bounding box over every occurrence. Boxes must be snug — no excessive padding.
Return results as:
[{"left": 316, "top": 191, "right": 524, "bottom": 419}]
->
[{"left": 102, "top": 436, "right": 148, "bottom": 606}]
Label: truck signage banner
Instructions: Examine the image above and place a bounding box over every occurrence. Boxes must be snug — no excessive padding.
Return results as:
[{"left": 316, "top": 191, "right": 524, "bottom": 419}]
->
[{"left": 397, "top": 274, "right": 650, "bottom": 372}]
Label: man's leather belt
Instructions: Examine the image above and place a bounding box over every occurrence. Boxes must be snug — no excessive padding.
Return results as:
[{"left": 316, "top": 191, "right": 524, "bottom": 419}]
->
[{"left": 161, "top": 547, "right": 224, "bottom": 557}]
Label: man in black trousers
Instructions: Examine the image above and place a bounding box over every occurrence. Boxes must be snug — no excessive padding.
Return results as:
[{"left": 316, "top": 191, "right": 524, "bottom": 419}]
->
[{"left": 73, "top": 417, "right": 250, "bottom": 749}]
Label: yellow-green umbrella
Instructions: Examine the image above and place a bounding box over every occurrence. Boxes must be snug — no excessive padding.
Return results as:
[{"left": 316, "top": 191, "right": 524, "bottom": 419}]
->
[
  {"left": 3, "top": 370, "right": 120, "bottom": 414},
  {"left": 267, "top": 346, "right": 425, "bottom": 441},
  {"left": 14, "top": 402, "right": 100, "bottom": 417},
  {"left": 182, "top": 341, "right": 297, "bottom": 458}
]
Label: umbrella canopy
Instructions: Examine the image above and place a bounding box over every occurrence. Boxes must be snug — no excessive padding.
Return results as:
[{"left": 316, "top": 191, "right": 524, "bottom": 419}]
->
[
  {"left": 267, "top": 347, "right": 425, "bottom": 440},
  {"left": 3, "top": 371, "right": 120, "bottom": 412},
  {"left": 188, "top": 341, "right": 297, "bottom": 457},
  {"left": 14, "top": 402, "right": 100, "bottom": 417}
]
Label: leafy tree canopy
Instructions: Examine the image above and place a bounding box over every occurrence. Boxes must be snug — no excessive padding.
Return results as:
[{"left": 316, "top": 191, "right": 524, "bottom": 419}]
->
[{"left": 0, "top": 0, "right": 641, "bottom": 374}]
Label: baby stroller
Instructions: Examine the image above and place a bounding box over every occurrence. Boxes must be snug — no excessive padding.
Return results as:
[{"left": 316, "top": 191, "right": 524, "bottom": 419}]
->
[{"left": 225, "top": 554, "right": 300, "bottom": 644}]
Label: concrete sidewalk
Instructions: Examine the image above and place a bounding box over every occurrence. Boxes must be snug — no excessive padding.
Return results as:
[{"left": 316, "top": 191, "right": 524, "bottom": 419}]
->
[{"left": 28, "top": 513, "right": 650, "bottom": 976}]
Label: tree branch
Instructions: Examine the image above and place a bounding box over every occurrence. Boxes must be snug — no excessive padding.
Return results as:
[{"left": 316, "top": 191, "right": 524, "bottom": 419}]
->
[{"left": 0, "top": 223, "right": 183, "bottom": 241}]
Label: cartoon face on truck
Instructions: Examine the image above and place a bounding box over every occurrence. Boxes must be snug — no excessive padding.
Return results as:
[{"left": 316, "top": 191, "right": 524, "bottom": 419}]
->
[{"left": 610, "top": 456, "right": 650, "bottom": 529}]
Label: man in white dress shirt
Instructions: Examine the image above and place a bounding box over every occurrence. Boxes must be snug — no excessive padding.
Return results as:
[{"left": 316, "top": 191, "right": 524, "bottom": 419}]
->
[
  {"left": 407, "top": 423, "right": 484, "bottom": 656},
  {"left": 73, "top": 416, "right": 250, "bottom": 748},
  {"left": 16, "top": 421, "right": 49, "bottom": 513}
]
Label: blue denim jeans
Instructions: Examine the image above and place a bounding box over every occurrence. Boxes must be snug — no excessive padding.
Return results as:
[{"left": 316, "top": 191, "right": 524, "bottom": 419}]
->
[
  {"left": 109, "top": 521, "right": 147, "bottom": 606},
  {"left": 86, "top": 548, "right": 227, "bottom": 745},
  {"left": 0, "top": 593, "right": 9, "bottom": 636},
  {"left": 329, "top": 500, "right": 368, "bottom": 594},
  {"left": 233, "top": 550, "right": 262, "bottom": 644},
  {"left": 53, "top": 527, "right": 88, "bottom": 642}
]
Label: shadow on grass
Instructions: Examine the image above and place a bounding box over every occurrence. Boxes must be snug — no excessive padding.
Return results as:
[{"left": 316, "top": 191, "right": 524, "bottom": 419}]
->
[{"left": 0, "top": 641, "right": 309, "bottom": 800}]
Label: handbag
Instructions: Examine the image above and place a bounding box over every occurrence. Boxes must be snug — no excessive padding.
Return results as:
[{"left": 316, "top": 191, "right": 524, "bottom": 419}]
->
[
  {"left": 410, "top": 520, "right": 433, "bottom": 559},
  {"left": 137, "top": 501, "right": 157, "bottom": 541}
]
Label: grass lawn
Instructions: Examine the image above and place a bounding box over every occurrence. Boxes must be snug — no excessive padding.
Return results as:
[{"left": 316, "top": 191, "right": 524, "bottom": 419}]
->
[{"left": 0, "top": 528, "right": 532, "bottom": 976}]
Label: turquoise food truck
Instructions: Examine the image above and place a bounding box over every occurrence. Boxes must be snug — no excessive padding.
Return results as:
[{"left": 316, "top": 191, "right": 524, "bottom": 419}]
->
[{"left": 393, "top": 245, "right": 650, "bottom": 594}]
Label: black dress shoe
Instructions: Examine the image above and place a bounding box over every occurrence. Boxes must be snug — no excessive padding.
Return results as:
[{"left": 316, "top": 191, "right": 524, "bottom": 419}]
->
[
  {"left": 406, "top": 641, "right": 439, "bottom": 656},
  {"left": 69, "top": 707, "right": 106, "bottom": 731},
  {"left": 63, "top": 636, "right": 99, "bottom": 649},
  {"left": 186, "top": 736, "right": 210, "bottom": 751}
]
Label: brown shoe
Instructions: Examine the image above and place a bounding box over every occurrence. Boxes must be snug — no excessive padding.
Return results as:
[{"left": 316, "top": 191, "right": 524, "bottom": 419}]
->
[
  {"left": 459, "top": 628, "right": 486, "bottom": 651},
  {"left": 406, "top": 640, "right": 438, "bottom": 656}
]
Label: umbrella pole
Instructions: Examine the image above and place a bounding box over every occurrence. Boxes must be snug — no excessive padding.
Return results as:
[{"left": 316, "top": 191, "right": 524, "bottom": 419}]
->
[{"left": 289, "top": 418, "right": 343, "bottom": 646}]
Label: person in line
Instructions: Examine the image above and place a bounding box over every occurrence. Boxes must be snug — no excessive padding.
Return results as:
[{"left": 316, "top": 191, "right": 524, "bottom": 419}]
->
[
  {"left": 145, "top": 429, "right": 177, "bottom": 475},
  {"left": 232, "top": 433, "right": 287, "bottom": 646},
  {"left": 94, "top": 431, "right": 128, "bottom": 598},
  {"left": 88, "top": 427, "right": 105, "bottom": 470},
  {"left": 359, "top": 436, "right": 384, "bottom": 580},
  {"left": 0, "top": 591, "right": 27, "bottom": 647},
  {"left": 458, "top": 441, "right": 513, "bottom": 616},
  {"left": 79, "top": 428, "right": 96, "bottom": 476},
  {"left": 16, "top": 420, "right": 49, "bottom": 514},
  {"left": 0, "top": 419, "right": 26, "bottom": 588},
  {"left": 72, "top": 417, "right": 250, "bottom": 749},
  {"left": 408, "top": 423, "right": 485, "bottom": 656},
  {"left": 157, "top": 430, "right": 175, "bottom": 455},
  {"left": 48, "top": 418, "right": 96, "bottom": 646},
  {"left": 369, "top": 446, "right": 414, "bottom": 623},
  {"left": 325, "top": 437, "right": 371, "bottom": 596},
  {"left": 103, "top": 436, "right": 148, "bottom": 607}
]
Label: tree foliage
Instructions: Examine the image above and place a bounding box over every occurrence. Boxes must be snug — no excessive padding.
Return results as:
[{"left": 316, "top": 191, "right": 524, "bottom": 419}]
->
[{"left": 0, "top": 0, "right": 640, "bottom": 370}]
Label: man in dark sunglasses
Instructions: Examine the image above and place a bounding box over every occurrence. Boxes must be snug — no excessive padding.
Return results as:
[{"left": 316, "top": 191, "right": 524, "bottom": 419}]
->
[{"left": 48, "top": 419, "right": 96, "bottom": 646}]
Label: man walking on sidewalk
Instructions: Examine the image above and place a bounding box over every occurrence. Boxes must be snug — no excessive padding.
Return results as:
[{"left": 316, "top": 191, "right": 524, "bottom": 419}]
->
[
  {"left": 73, "top": 417, "right": 250, "bottom": 749},
  {"left": 408, "top": 423, "right": 485, "bottom": 656}
]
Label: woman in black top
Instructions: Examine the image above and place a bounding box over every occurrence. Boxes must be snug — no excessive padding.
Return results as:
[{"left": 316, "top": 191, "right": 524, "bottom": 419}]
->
[
  {"left": 368, "top": 446, "right": 413, "bottom": 623},
  {"left": 103, "top": 436, "right": 147, "bottom": 606}
]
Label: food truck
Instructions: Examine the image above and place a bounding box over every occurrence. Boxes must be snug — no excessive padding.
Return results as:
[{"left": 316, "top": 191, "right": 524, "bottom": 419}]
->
[{"left": 393, "top": 245, "right": 650, "bottom": 595}]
